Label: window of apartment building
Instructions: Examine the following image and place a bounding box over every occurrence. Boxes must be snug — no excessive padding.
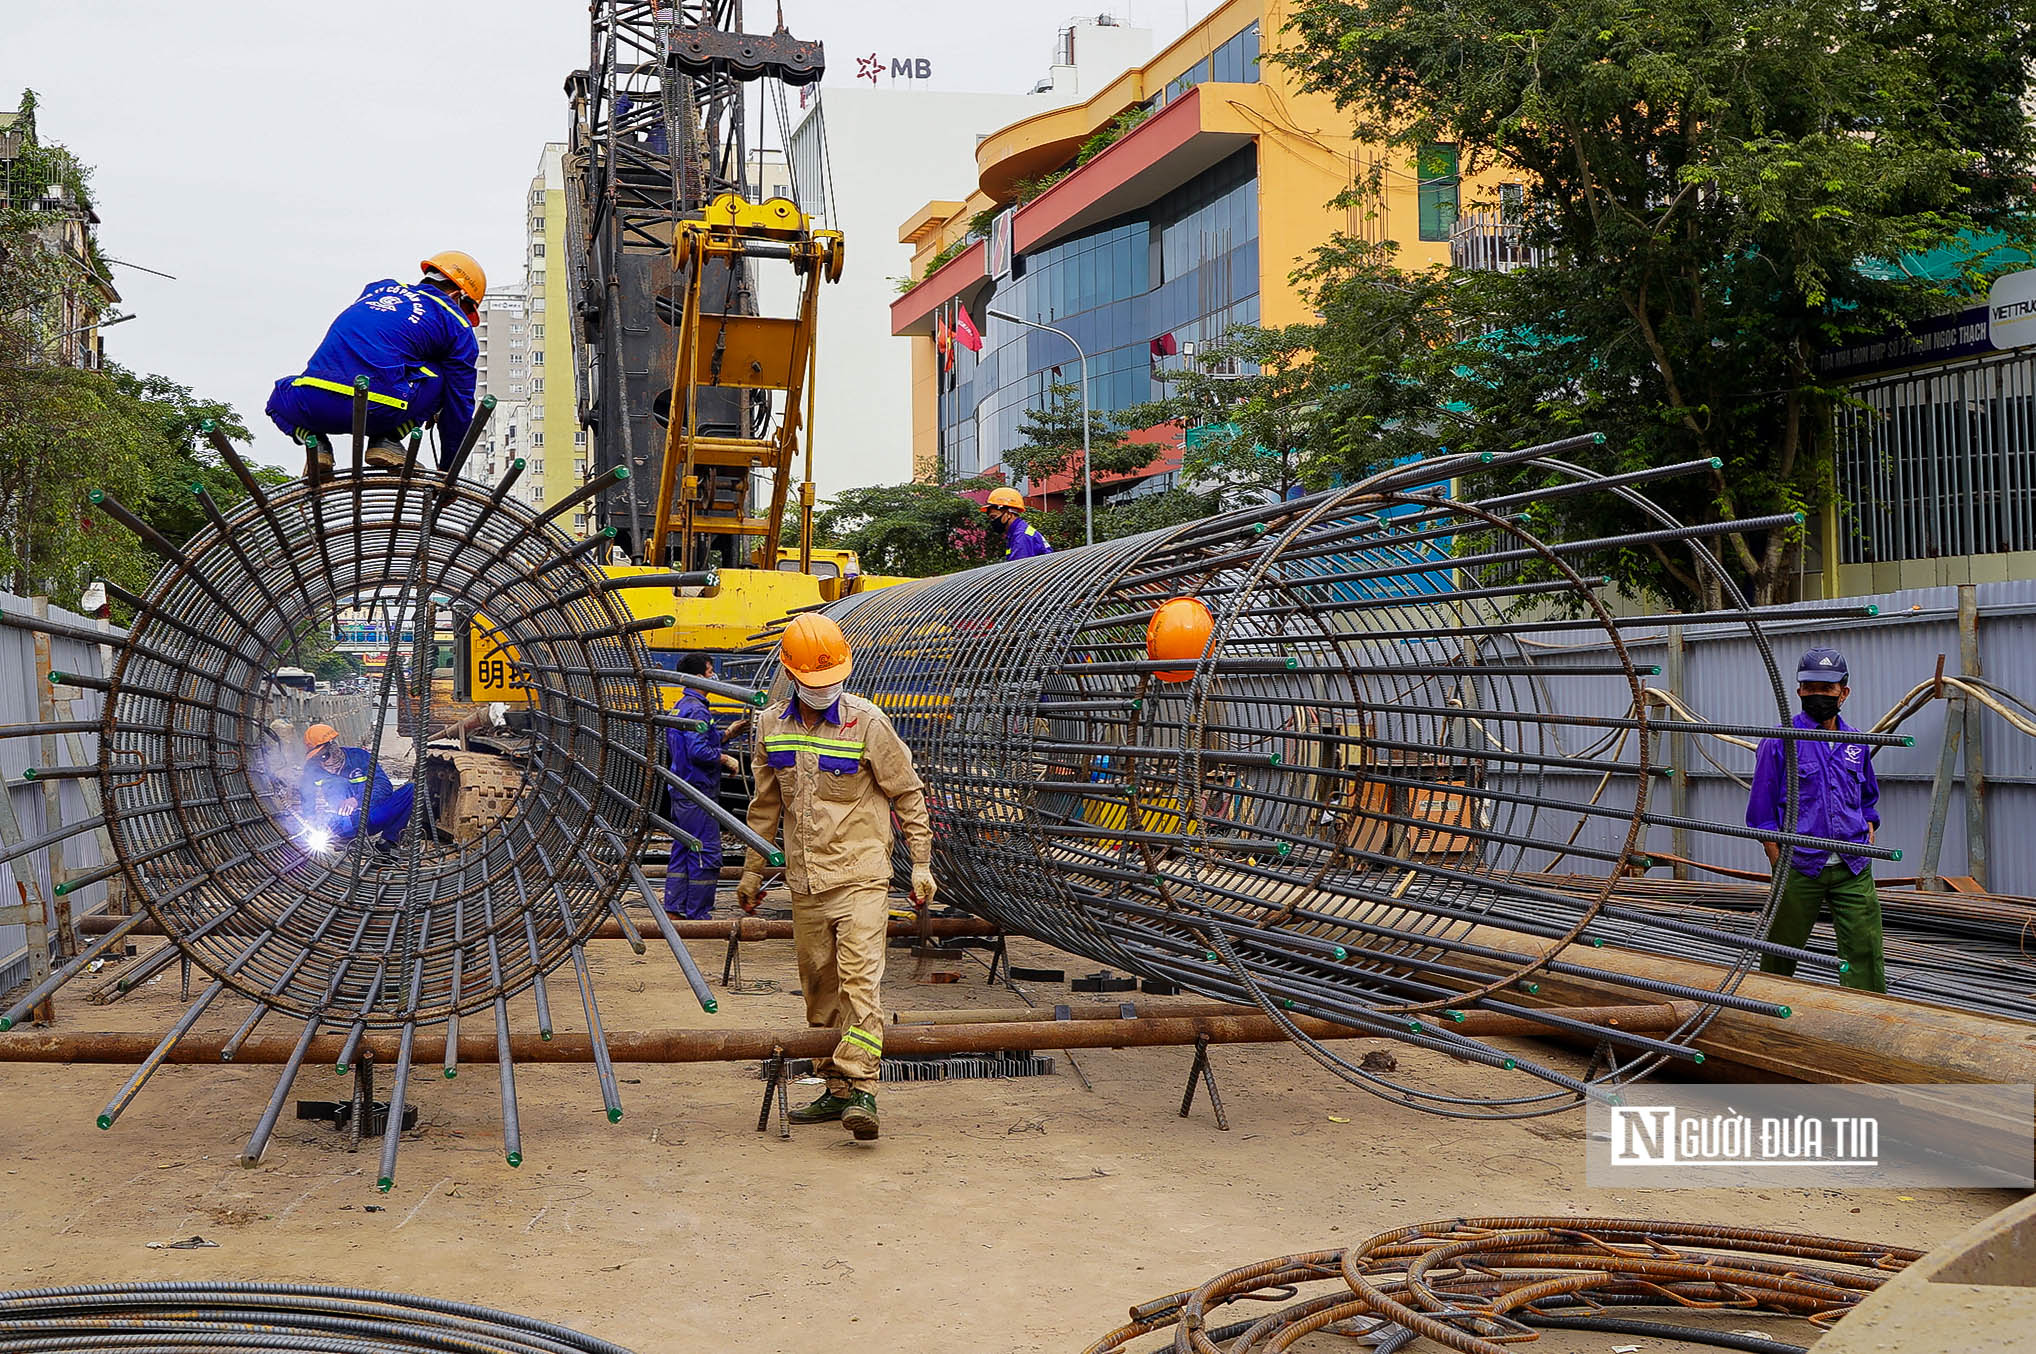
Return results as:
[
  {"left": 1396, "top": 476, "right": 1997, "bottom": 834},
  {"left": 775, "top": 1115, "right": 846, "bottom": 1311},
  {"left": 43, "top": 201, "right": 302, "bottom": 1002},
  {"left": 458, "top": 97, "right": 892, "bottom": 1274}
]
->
[
  {"left": 530, "top": 459, "right": 544, "bottom": 476},
  {"left": 532, "top": 297, "right": 546, "bottom": 311},
  {"left": 573, "top": 514, "right": 587, "bottom": 533},
  {"left": 532, "top": 350, "right": 543, "bottom": 364},
  {"left": 1499, "top": 181, "right": 1525, "bottom": 223},
  {"left": 532, "top": 242, "right": 545, "bottom": 256},
  {"left": 575, "top": 460, "right": 587, "bottom": 477},
  {"left": 1210, "top": 22, "right": 1260, "bottom": 83},
  {"left": 510, "top": 384, "right": 524, "bottom": 394},
  {"left": 1417, "top": 143, "right": 1460, "bottom": 240},
  {"left": 573, "top": 430, "right": 587, "bottom": 446},
  {"left": 533, "top": 324, "right": 544, "bottom": 339},
  {"left": 533, "top": 378, "right": 544, "bottom": 393},
  {"left": 1165, "top": 56, "right": 1211, "bottom": 105}
]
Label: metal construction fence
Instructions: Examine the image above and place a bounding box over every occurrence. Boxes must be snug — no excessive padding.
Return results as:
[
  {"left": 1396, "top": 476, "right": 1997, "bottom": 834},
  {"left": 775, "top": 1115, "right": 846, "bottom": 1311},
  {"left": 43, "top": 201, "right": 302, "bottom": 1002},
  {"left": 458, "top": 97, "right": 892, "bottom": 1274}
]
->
[{"left": 1493, "top": 577, "right": 2035, "bottom": 893}]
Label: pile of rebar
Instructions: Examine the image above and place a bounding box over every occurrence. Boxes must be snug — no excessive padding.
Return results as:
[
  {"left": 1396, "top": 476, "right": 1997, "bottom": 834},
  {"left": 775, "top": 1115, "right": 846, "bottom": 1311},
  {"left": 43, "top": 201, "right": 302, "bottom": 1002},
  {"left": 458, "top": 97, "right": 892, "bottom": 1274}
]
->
[
  {"left": 0, "top": 1281, "right": 636, "bottom": 1354},
  {"left": 1082, "top": 1216, "right": 1919, "bottom": 1354}
]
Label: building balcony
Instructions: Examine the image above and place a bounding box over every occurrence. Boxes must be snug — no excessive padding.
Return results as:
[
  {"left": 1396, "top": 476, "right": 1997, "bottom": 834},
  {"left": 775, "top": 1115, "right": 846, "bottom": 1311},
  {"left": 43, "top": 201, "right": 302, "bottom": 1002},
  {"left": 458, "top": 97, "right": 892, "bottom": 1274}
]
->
[{"left": 1450, "top": 210, "right": 1548, "bottom": 273}]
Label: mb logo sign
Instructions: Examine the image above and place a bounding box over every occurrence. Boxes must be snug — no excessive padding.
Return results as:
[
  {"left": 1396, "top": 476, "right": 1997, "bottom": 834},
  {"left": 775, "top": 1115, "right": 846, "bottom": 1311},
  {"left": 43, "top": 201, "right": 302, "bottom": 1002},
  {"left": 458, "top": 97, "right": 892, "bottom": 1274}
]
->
[{"left": 854, "top": 53, "right": 934, "bottom": 83}]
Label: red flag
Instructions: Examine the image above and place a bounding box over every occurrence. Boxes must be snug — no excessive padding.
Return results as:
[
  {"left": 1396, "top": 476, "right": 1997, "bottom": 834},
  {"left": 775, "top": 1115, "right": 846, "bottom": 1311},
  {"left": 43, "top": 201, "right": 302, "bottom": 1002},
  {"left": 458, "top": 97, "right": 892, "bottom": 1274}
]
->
[
  {"left": 953, "top": 304, "right": 984, "bottom": 353},
  {"left": 935, "top": 318, "right": 954, "bottom": 372}
]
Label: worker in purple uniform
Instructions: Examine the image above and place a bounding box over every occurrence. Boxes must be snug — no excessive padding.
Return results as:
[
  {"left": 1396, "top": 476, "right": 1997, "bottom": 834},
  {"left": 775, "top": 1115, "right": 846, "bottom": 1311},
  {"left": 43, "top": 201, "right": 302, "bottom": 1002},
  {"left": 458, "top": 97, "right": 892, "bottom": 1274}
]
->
[
  {"left": 980, "top": 486, "right": 1054, "bottom": 561},
  {"left": 664, "top": 652, "right": 740, "bottom": 919},
  {"left": 1744, "top": 647, "right": 1886, "bottom": 992}
]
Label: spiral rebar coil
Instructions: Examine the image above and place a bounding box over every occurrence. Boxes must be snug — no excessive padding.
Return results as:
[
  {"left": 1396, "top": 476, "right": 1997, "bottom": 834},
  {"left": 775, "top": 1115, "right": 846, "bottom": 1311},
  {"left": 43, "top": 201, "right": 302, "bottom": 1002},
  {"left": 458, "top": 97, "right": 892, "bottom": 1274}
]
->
[{"left": 794, "top": 440, "right": 1891, "bottom": 1116}]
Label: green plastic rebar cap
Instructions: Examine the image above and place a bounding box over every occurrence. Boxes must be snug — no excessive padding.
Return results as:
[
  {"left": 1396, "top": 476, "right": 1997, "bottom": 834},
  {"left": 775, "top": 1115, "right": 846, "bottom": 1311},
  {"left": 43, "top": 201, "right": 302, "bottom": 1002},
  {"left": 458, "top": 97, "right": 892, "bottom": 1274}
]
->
[
  {"left": 1777, "top": 1005, "right": 1793, "bottom": 1018},
  {"left": 0, "top": 1017, "right": 12, "bottom": 1032},
  {"left": 52, "top": 880, "right": 74, "bottom": 897},
  {"left": 189, "top": 482, "right": 205, "bottom": 495},
  {"left": 1444, "top": 1009, "right": 1466, "bottom": 1023},
  {"left": 1792, "top": 512, "right": 1806, "bottom": 524},
  {"left": 1205, "top": 952, "right": 1219, "bottom": 963},
  {"left": 88, "top": 489, "right": 104, "bottom": 504},
  {"left": 702, "top": 998, "right": 717, "bottom": 1014},
  {"left": 540, "top": 1028, "right": 553, "bottom": 1041},
  {"left": 659, "top": 615, "right": 677, "bottom": 628},
  {"left": 1332, "top": 946, "right": 1347, "bottom": 961},
  {"left": 1647, "top": 665, "right": 1663, "bottom": 676},
  {"left": 1692, "top": 1052, "right": 1705, "bottom": 1064},
  {"left": 354, "top": 375, "right": 372, "bottom": 389},
  {"left": 602, "top": 527, "right": 618, "bottom": 538},
  {"left": 506, "top": 1152, "right": 522, "bottom": 1168},
  {"left": 1900, "top": 736, "right": 1914, "bottom": 747},
  {"left": 1588, "top": 936, "right": 1604, "bottom": 947},
  {"left": 1865, "top": 604, "right": 1880, "bottom": 616},
  {"left": 1251, "top": 522, "right": 1269, "bottom": 534},
  {"left": 1407, "top": 1019, "right": 1423, "bottom": 1032},
  {"left": 1279, "top": 998, "right": 1294, "bottom": 1010},
  {"left": 750, "top": 691, "right": 768, "bottom": 707},
  {"left": 21, "top": 767, "right": 38, "bottom": 782},
  {"left": 767, "top": 851, "right": 786, "bottom": 867},
  {"left": 1838, "top": 960, "right": 1850, "bottom": 973},
  {"left": 1592, "top": 433, "right": 1606, "bottom": 444},
  {"left": 1130, "top": 698, "right": 1143, "bottom": 710},
  {"left": 1633, "top": 856, "right": 1653, "bottom": 870},
  {"left": 1478, "top": 451, "right": 1495, "bottom": 463},
  {"left": 46, "top": 672, "right": 64, "bottom": 685},
  {"left": 335, "top": 1063, "right": 348, "bottom": 1076},
  {"left": 1890, "top": 848, "right": 1903, "bottom": 861},
  {"left": 96, "top": 1114, "right": 112, "bottom": 1130},
  {"left": 1502, "top": 1058, "right": 1517, "bottom": 1070},
  {"left": 443, "top": 1067, "right": 457, "bottom": 1079},
  {"left": 378, "top": 1177, "right": 393, "bottom": 1193},
  {"left": 1522, "top": 981, "right": 1540, "bottom": 995},
  {"left": 607, "top": 1107, "right": 624, "bottom": 1123},
  {"left": 480, "top": 393, "right": 498, "bottom": 409},
  {"left": 199, "top": 419, "right": 215, "bottom": 432},
  {"left": 512, "top": 458, "right": 526, "bottom": 471},
  {"left": 1275, "top": 841, "right": 1292, "bottom": 857},
  {"left": 1281, "top": 657, "right": 1298, "bottom": 670},
  {"left": 703, "top": 572, "right": 720, "bottom": 587},
  {"left": 1708, "top": 457, "right": 1722, "bottom": 468},
  {"left": 1269, "top": 753, "right": 1284, "bottom": 766},
  {"left": 612, "top": 465, "right": 631, "bottom": 480}
]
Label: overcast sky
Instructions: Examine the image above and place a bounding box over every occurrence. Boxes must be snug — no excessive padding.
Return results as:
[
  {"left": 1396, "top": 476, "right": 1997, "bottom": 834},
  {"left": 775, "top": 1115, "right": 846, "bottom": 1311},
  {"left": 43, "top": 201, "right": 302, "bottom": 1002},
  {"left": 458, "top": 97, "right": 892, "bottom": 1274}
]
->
[{"left": 8, "top": 1, "right": 1221, "bottom": 473}]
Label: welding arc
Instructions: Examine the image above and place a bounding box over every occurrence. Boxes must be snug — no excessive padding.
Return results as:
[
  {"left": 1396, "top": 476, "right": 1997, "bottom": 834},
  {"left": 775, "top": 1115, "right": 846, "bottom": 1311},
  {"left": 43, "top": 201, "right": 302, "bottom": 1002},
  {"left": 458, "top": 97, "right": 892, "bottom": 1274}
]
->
[
  {"left": 792, "top": 438, "right": 1856, "bottom": 1118},
  {"left": 0, "top": 1281, "right": 636, "bottom": 1354}
]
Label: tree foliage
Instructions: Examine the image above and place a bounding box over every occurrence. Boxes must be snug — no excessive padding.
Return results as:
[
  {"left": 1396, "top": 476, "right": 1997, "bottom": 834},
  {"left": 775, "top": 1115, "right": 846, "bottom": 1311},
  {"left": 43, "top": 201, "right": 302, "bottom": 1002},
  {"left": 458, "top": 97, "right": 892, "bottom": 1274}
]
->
[
  {"left": 1276, "top": 0, "right": 2036, "bottom": 606},
  {"left": 809, "top": 479, "right": 1004, "bottom": 577},
  {"left": 1004, "top": 378, "right": 1215, "bottom": 546}
]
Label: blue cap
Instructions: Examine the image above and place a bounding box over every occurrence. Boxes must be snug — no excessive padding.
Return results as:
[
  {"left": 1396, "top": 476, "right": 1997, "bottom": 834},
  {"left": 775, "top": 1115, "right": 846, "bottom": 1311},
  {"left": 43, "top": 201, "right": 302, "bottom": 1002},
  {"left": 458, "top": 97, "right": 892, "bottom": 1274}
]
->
[{"left": 1796, "top": 647, "right": 1848, "bottom": 684}]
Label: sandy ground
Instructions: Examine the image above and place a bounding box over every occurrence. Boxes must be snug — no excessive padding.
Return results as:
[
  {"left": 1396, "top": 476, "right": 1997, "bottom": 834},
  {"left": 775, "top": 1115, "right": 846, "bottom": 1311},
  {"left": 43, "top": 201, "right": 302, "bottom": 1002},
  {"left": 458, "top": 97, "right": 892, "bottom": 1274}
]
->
[{"left": 0, "top": 915, "right": 2015, "bottom": 1352}]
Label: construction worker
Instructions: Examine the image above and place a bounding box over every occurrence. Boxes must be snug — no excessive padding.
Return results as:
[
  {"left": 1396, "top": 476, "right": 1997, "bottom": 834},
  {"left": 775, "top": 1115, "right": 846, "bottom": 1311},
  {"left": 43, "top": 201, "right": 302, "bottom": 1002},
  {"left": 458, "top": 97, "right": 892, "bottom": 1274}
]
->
[
  {"left": 299, "top": 724, "right": 415, "bottom": 848},
  {"left": 265, "top": 252, "right": 485, "bottom": 474},
  {"left": 981, "top": 486, "right": 1054, "bottom": 561},
  {"left": 664, "top": 653, "right": 740, "bottom": 919},
  {"left": 1745, "top": 647, "right": 1886, "bottom": 993},
  {"left": 737, "top": 613, "right": 936, "bottom": 1141}
]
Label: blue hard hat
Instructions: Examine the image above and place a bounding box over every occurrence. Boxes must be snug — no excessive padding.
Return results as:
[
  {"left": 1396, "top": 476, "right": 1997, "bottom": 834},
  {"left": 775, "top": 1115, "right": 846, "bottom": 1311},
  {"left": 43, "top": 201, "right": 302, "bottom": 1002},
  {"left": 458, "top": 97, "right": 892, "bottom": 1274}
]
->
[{"left": 1795, "top": 648, "right": 1849, "bottom": 684}]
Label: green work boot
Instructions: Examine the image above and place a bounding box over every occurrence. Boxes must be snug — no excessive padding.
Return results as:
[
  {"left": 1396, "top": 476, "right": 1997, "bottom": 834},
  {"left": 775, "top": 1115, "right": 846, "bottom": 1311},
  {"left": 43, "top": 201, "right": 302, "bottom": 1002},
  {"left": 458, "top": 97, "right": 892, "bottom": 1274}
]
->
[
  {"left": 841, "top": 1090, "right": 879, "bottom": 1141},
  {"left": 789, "top": 1090, "right": 853, "bottom": 1125}
]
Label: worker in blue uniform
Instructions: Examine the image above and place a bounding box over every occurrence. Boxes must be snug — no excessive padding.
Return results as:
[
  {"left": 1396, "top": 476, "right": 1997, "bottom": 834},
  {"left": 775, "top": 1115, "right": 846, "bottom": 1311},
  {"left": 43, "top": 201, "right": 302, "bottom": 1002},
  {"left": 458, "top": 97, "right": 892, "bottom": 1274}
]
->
[
  {"left": 664, "top": 653, "right": 740, "bottom": 918},
  {"left": 265, "top": 250, "right": 486, "bottom": 474},
  {"left": 981, "top": 486, "right": 1054, "bottom": 561},
  {"left": 299, "top": 723, "right": 415, "bottom": 848}
]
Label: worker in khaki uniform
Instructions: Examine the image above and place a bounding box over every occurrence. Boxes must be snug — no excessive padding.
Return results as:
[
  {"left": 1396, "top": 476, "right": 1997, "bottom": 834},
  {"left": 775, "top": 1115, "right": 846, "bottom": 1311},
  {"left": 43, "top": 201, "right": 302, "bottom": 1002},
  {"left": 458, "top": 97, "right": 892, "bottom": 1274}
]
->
[{"left": 738, "top": 613, "right": 935, "bottom": 1140}]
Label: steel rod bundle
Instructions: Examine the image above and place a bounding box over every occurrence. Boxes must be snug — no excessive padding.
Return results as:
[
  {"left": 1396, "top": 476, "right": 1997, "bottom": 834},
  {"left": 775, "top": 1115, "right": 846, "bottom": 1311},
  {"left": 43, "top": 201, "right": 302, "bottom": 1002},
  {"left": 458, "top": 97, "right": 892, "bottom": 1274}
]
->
[
  {"left": 0, "top": 1281, "right": 636, "bottom": 1354},
  {"left": 1081, "top": 1216, "right": 1919, "bottom": 1354},
  {"left": 0, "top": 437, "right": 721, "bottom": 1183},
  {"left": 793, "top": 440, "right": 1883, "bottom": 1117}
]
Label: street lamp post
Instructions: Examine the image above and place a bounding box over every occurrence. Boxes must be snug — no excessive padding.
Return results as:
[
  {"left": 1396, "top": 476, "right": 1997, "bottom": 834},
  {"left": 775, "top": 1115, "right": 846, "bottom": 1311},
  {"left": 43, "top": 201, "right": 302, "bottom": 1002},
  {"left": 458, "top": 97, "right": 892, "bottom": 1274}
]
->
[{"left": 986, "top": 307, "right": 1092, "bottom": 547}]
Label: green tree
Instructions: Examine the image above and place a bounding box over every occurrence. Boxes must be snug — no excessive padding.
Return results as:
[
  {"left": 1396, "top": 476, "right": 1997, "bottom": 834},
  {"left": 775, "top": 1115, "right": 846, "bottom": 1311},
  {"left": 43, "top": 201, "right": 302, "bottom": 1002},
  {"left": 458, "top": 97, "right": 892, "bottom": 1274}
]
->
[
  {"left": 809, "top": 479, "right": 1004, "bottom": 577},
  {"left": 1281, "top": 0, "right": 2036, "bottom": 606}
]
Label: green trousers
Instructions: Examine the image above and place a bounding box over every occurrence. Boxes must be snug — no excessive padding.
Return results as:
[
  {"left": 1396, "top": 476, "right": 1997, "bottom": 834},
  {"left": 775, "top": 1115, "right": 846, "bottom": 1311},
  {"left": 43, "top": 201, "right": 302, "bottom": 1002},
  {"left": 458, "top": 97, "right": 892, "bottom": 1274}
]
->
[{"left": 1759, "top": 863, "right": 1886, "bottom": 993}]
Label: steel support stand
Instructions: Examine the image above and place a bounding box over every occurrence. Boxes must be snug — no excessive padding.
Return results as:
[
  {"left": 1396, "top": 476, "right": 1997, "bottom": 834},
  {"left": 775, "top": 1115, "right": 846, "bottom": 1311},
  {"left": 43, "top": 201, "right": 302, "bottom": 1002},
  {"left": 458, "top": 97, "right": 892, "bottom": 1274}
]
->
[
  {"left": 756, "top": 1044, "right": 791, "bottom": 1138},
  {"left": 1179, "top": 1033, "right": 1229, "bottom": 1131}
]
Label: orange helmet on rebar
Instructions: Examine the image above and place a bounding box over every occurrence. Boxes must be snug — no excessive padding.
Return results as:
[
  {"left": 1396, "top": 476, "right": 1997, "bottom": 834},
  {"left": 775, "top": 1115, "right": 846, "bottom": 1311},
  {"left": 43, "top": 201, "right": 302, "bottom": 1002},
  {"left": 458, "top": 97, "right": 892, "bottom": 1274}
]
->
[
  {"left": 1146, "top": 597, "right": 1214, "bottom": 683},
  {"left": 420, "top": 250, "right": 488, "bottom": 306},
  {"left": 303, "top": 723, "right": 340, "bottom": 757},
  {"left": 982, "top": 486, "right": 1026, "bottom": 513},
  {"left": 781, "top": 613, "right": 853, "bottom": 686}
]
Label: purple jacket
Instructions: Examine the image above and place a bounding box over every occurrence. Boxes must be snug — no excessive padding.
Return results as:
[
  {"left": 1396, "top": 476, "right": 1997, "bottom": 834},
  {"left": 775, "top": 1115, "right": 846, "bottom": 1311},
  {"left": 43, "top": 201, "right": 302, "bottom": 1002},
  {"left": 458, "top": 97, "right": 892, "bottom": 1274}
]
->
[
  {"left": 1745, "top": 713, "right": 1880, "bottom": 878},
  {"left": 1006, "top": 516, "right": 1053, "bottom": 560}
]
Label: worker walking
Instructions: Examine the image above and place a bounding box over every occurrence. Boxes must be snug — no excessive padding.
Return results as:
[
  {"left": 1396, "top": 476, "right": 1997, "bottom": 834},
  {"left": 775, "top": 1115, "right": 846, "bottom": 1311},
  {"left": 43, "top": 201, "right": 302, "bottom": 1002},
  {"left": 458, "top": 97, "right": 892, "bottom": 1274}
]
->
[
  {"left": 664, "top": 653, "right": 740, "bottom": 919},
  {"left": 738, "top": 613, "right": 936, "bottom": 1141},
  {"left": 299, "top": 724, "right": 414, "bottom": 848},
  {"left": 981, "top": 486, "right": 1054, "bottom": 561},
  {"left": 265, "top": 252, "right": 486, "bottom": 474},
  {"left": 1745, "top": 648, "right": 1886, "bottom": 993}
]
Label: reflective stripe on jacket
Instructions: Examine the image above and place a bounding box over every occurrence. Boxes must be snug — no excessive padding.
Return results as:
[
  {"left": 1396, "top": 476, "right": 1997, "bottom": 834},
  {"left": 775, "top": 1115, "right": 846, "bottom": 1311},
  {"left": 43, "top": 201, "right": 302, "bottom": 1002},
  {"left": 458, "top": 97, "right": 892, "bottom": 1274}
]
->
[{"left": 743, "top": 691, "right": 932, "bottom": 893}]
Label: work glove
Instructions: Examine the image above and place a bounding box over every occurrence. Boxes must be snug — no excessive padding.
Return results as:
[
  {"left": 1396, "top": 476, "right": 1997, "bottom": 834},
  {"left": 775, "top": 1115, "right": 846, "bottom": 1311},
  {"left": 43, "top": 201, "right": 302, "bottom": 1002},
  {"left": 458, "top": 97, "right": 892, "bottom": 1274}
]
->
[
  {"left": 737, "top": 871, "right": 764, "bottom": 915},
  {"left": 910, "top": 863, "right": 937, "bottom": 909}
]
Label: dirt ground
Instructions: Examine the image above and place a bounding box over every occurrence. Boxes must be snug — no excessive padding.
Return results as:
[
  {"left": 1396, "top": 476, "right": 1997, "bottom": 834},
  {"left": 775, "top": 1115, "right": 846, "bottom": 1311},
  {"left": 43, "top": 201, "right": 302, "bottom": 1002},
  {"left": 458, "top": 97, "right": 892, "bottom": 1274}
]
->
[{"left": 0, "top": 918, "right": 2015, "bottom": 1352}]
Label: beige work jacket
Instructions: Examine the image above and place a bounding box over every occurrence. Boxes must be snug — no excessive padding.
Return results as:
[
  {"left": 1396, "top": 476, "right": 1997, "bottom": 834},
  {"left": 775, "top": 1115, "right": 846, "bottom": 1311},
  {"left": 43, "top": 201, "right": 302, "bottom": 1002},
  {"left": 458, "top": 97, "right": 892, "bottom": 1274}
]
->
[{"left": 743, "top": 692, "right": 932, "bottom": 893}]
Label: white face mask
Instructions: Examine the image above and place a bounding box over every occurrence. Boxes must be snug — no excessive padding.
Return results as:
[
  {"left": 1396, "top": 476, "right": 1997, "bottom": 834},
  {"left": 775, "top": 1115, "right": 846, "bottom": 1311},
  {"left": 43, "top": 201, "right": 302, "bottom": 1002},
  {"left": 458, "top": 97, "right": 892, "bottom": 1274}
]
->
[{"left": 795, "top": 680, "right": 844, "bottom": 711}]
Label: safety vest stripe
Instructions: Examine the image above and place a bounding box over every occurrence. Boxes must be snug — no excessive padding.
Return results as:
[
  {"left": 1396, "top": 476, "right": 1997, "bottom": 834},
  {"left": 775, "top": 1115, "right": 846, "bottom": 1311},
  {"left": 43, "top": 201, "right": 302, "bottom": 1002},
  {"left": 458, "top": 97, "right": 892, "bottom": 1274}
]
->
[
  {"left": 843, "top": 1025, "right": 883, "bottom": 1056},
  {"left": 418, "top": 365, "right": 438, "bottom": 378},
  {"left": 762, "top": 735, "right": 865, "bottom": 753},
  {"left": 292, "top": 376, "right": 409, "bottom": 410}
]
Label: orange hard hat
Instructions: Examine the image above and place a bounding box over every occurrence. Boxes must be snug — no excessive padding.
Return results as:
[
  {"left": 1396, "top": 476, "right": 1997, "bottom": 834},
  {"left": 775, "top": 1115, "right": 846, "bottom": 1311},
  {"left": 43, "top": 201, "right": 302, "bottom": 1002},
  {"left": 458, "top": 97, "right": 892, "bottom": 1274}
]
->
[
  {"left": 303, "top": 723, "right": 340, "bottom": 756},
  {"left": 420, "top": 250, "right": 487, "bottom": 306},
  {"left": 1146, "top": 597, "right": 1214, "bottom": 683},
  {"left": 781, "top": 612, "right": 853, "bottom": 686},
  {"left": 982, "top": 486, "right": 1025, "bottom": 513}
]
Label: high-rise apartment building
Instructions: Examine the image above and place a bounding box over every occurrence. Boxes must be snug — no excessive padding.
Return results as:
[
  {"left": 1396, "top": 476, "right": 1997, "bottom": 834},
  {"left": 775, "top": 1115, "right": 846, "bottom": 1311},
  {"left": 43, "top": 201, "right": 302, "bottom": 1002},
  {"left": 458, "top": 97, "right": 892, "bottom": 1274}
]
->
[{"left": 473, "top": 286, "right": 529, "bottom": 486}]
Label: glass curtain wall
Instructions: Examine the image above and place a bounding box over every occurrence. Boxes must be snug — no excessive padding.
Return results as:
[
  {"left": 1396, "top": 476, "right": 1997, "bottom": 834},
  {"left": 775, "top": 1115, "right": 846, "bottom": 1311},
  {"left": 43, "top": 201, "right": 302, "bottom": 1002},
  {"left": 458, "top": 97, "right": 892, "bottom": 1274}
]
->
[{"left": 936, "top": 147, "right": 1260, "bottom": 483}]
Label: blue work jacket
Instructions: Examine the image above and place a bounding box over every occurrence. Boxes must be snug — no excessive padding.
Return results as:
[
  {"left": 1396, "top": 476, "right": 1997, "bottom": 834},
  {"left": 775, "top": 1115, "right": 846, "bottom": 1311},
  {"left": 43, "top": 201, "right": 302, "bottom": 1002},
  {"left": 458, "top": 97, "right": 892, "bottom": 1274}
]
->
[
  {"left": 1007, "top": 517, "right": 1053, "bottom": 560},
  {"left": 1745, "top": 713, "right": 1881, "bottom": 877},
  {"left": 666, "top": 689, "right": 725, "bottom": 807},
  {"left": 292, "top": 279, "right": 478, "bottom": 452},
  {"left": 301, "top": 746, "right": 395, "bottom": 823}
]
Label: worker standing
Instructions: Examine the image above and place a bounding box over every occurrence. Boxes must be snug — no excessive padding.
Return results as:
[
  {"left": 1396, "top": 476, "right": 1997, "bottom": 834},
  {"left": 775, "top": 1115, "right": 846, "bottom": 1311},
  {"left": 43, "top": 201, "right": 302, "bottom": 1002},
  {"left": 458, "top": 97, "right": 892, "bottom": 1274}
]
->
[
  {"left": 737, "top": 613, "right": 936, "bottom": 1141},
  {"left": 299, "top": 724, "right": 414, "bottom": 848},
  {"left": 1744, "top": 648, "right": 1886, "bottom": 993},
  {"left": 981, "top": 486, "right": 1054, "bottom": 561},
  {"left": 265, "top": 252, "right": 486, "bottom": 474},
  {"left": 664, "top": 653, "right": 740, "bottom": 919}
]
